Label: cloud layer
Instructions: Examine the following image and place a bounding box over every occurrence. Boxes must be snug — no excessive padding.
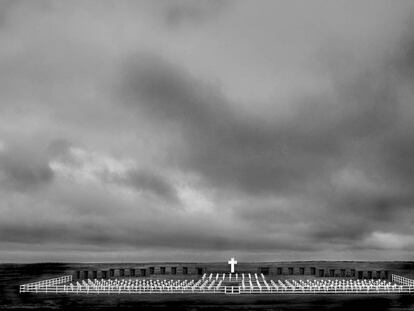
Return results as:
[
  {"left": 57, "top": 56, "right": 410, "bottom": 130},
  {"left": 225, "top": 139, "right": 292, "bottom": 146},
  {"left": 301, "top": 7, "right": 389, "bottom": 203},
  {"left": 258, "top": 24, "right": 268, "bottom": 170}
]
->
[{"left": 1, "top": 0, "right": 414, "bottom": 262}]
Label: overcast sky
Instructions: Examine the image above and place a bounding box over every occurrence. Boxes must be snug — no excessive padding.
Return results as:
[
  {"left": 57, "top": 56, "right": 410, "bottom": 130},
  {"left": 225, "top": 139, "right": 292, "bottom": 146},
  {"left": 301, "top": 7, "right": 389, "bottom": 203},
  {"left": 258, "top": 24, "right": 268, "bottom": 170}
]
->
[{"left": 1, "top": 0, "right": 414, "bottom": 263}]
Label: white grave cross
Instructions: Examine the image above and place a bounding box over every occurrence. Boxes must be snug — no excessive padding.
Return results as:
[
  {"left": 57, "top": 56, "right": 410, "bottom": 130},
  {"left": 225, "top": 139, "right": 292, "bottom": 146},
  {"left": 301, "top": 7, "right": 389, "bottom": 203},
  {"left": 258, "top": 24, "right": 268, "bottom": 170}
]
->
[{"left": 228, "top": 257, "right": 237, "bottom": 273}]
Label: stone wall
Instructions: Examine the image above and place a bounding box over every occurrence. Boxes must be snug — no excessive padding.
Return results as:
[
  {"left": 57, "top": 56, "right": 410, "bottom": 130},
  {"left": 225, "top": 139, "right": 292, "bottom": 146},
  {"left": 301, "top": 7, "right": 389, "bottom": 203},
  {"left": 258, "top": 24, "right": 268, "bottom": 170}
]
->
[{"left": 69, "top": 261, "right": 414, "bottom": 281}]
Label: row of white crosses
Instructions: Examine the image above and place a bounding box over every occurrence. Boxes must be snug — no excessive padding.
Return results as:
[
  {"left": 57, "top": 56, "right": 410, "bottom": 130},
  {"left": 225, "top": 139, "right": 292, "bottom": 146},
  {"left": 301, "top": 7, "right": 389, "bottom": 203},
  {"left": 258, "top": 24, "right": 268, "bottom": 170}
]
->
[
  {"left": 229, "top": 273, "right": 239, "bottom": 281},
  {"left": 66, "top": 278, "right": 222, "bottom": 293},
  {"left": 260, "top": 278, "right": 402, "bottom": 293},
  {"left": 200, "top": 272, "right": 243, "bottom": 282},
  {"left": 67, "top": 277, "right": 404, "bottom": 293},
  {"left": 290, "top": 279, "right": 398, "bottom": 291},
  {"left": 22, "top": 276, "right": 406, "bottom": 295},
  {"left": 240, "top": 273, "right": 266, "bottom": 290},
  {"left": 237, "top": 275, "right": 405, "bottom": 293},
  {"left": 242, "top": 273, "right": 264, "bottom": 289}
]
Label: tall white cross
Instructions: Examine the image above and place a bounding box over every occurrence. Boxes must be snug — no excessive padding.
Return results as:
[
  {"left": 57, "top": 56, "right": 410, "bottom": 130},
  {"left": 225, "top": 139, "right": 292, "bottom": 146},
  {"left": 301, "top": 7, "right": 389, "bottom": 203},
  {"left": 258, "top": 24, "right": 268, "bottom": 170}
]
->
[{"left": 228, "top": 257, "right": 237, "bottom": 273}]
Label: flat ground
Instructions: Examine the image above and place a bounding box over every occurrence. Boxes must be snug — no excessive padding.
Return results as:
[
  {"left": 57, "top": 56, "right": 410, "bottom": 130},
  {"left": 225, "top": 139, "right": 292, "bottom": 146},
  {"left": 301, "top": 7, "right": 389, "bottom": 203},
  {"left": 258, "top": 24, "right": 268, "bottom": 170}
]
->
[{"left": 1, "top": 264, "right": 414, "bottom": 311}]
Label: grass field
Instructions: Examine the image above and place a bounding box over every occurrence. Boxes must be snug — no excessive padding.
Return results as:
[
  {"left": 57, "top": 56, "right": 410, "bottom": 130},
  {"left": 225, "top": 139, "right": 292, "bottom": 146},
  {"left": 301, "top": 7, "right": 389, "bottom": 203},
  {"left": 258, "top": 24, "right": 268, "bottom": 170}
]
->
[{"left": 1, "top": 263, "right": 414, "bottom": 311}]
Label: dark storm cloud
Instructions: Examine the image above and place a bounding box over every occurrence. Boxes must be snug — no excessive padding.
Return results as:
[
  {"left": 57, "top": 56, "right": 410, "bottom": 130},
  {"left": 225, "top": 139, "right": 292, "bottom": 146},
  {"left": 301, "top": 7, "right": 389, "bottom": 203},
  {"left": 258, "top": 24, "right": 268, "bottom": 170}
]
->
[
  {"left": 48, "top": 139, "right": 72, "bottom": 157},
  {"left": 163, "top": 0, "right": 227, "bottom": 28},
  {"left": 0, "top": 147, "right": 53, "bottom": 191},
  {"left": 121, "top": 53, "right": 339, "bottom": 195},
  {"left": 46, "top": 139, "right": 179, "bottom": 203},
  {"left": 120, "top": 50, "right": 402, "bottom": 197},
  {"left": 0, "top": 221, "right": 314, "bottom": 252},
  {"left": 117, "top": 18, "right": 414, "bottom": 254},
  {"left": 394, "top": 19, "right": 414, "bottom": 80},
  {"left": 305, "top": 187, "right": 414, "bottom": 246},
  {"left": 1, "top": 1, "right": 414, "bottom": 261},
  {"left": 121, "top": 53, "right": 224, "bottom": 127},
  {"left": 0, "top": 0, "right": 15, "bottom": 28},
  {"left": 121, "top": 169, "right": 179, "bottom": 203}
]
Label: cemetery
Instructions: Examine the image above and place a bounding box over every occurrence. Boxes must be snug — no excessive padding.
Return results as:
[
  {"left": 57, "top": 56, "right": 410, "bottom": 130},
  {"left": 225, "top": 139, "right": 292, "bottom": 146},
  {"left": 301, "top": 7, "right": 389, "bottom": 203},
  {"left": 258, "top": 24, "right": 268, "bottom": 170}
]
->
[{"left": 19, "top": 259, "right": 414, "bottom": 296}]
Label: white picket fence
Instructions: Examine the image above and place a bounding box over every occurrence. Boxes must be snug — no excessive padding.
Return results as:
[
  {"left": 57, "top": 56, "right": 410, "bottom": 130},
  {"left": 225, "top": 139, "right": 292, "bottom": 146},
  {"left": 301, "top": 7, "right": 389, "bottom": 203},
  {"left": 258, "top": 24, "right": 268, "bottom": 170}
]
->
[
  {"left": 236, "top": 284, "right": 413, "bottom": 294},
  {"left": 392, "top": 274, "right": 414, "bottom": 286},
  {"left": 20, "top": 275, "right": 72, "bottom": 293},
  {"left": 20, "top": 275, "right": 414, "bottom": 295},
  {"left": 20, "top": 283, "right": 414, "bottom": 295}
]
